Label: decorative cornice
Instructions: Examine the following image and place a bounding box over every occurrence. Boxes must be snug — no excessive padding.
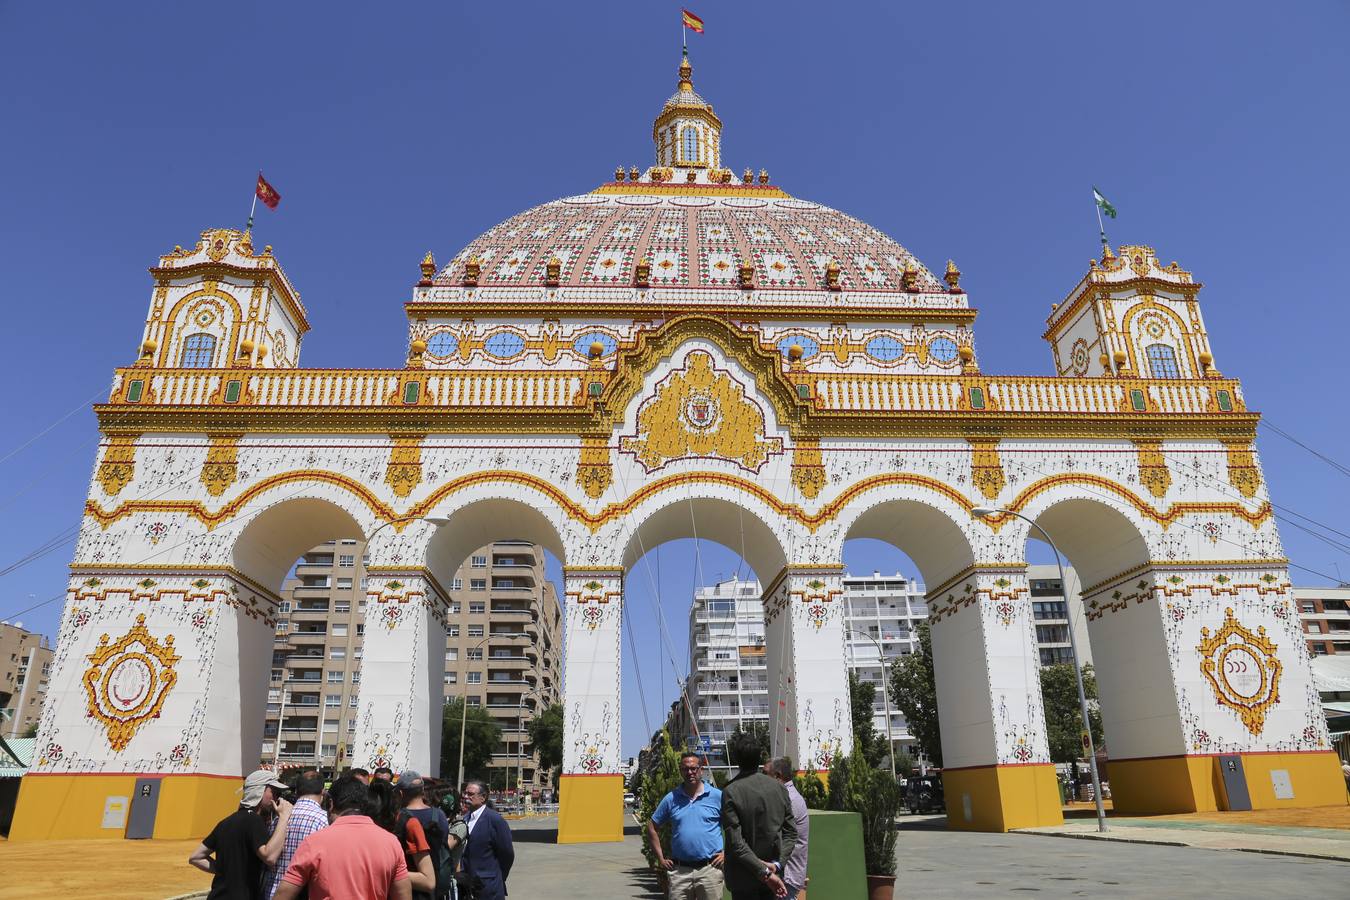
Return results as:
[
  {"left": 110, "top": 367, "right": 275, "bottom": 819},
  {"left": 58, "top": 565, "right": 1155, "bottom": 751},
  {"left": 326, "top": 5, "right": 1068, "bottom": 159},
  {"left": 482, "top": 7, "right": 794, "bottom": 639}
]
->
[{"left": 150, "top": 261, "right": 310, "bottom": 335}]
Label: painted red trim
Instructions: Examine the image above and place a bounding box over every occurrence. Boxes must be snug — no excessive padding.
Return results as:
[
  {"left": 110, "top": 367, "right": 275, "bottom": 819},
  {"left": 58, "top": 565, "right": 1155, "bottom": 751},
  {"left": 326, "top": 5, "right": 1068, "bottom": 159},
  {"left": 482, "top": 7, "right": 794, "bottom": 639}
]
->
[
  {"left": 940, "top": 761, "right": 1056, "bottom": 773},
  {"left": 1108, "top": 749, "right": 1337, "bottom": 764},
  {"left": 559, "top": 772, "right": 625, "bottom": 778},
  {"left": 22, "top": 771, "right": 243, "bottom": 780}
]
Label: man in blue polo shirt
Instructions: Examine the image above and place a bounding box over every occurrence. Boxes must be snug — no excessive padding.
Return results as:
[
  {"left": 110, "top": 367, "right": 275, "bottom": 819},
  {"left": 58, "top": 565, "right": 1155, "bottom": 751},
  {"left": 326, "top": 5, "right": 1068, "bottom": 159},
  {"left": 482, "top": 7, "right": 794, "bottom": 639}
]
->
[{"left": 647, "top": 751, "right": 725, "bottom": 900}]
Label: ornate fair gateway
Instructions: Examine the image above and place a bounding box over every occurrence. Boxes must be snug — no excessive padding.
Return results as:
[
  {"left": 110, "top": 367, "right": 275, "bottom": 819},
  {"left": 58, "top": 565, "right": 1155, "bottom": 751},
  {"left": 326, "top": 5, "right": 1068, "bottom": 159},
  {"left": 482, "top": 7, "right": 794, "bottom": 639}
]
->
[{"left": 12, "top": 56, "right": 1341, "bottom": 842}]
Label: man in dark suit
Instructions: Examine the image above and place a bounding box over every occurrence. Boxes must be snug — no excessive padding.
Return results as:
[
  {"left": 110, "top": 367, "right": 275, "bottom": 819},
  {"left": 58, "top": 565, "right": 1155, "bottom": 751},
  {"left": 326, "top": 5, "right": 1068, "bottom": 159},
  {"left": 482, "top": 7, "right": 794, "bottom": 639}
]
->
[
  {"left": 460, "top": 780, "right": 515, "bottom": 900},
  {"left": 721, "top": 732, "right": 796, "bottom": 900}
]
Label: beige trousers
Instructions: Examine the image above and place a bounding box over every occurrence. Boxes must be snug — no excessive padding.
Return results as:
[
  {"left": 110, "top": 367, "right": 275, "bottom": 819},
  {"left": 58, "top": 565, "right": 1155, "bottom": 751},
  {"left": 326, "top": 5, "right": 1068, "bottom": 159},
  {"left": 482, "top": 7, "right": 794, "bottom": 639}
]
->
[{"left": 668, "top": 862, "right": 725, "bottom": 900}]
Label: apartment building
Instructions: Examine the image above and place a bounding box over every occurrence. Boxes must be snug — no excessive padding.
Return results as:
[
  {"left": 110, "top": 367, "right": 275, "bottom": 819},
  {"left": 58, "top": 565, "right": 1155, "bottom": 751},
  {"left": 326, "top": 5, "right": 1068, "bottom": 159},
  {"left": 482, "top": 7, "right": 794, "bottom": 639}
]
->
[
  {"left": 264, "top": 540, "right": 562, "bottom": 791},
  {"left": 672, "top": 567, "right": 1092, "bottom": 767},
  {"left": 0, "top": 622, "right": 52, "bottom": 739},
  {"left": 1296, "top": 586, "right": 1350, "bottom": 655}
]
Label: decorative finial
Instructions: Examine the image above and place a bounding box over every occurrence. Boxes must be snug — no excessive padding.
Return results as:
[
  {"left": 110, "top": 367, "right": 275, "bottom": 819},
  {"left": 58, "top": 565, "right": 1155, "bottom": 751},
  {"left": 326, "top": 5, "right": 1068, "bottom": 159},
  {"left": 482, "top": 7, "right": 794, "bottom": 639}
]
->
[
  {"left": 463, "top": 256, "right": 481, "bottom": 286},
  {"left": 743, "top": 168, "right": 754, "bottom": 184},
  {"left": 1099, "top": 353, "right": 1111, "bottom": 374},
  {"left": 1102, "top": 244, "right": 1116, "bottom": 262},
  {"left": 787, "top": 344, "right": 804, "bottom": 363},
  {"left": 408, "top": 338, "right": 427, "bottom": 369},
  {"left": 615, "top": 165, "right": 626, "bottom": 182},
  {"left": 738, "top": 262, "right": 755, "bottom": 290},
  {"left": 687, "top": 169, "right": 698, "bottom": 183},
  {"left": 588, "top": 341, "right": 606, "bottom": 360},
  {"left": 958, "top": 345, "right": 977, "bottom": 373},
  {"left": 944, "top": 259, "right": 962, "bottom": 291},
  {"left": 419, "top": 251, "right": 436, "bottom": 285},
  {"left": 679, "top": 52, "right": 693, "bottom": 93},
  {"left": 629, "top": 166, "right": 640, "bottom": 181},
  {"left": 758, "top": 169, "right": 769, "bottom": 185},
  {"left": 545, "top": 256, "right": 562, "bottom": 287},
  {"left": 902, "top": 261, "right": 920, "bottom": 292},
  {"left": 824, "top": 259, "right": 841, "bottom": 291},
  {"left": 634, "top": 257, "right": 651, "bottom": 288},
  {"left": 137, "top": 339, "right": 157, "bottom": 367}
]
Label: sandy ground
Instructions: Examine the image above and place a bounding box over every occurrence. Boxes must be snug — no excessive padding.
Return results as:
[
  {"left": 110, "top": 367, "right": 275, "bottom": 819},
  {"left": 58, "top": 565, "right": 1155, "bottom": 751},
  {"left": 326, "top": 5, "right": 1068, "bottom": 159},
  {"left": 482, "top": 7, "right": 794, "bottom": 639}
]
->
[{"left": 0, "top": 837, "right": 209, "bottom": 900}]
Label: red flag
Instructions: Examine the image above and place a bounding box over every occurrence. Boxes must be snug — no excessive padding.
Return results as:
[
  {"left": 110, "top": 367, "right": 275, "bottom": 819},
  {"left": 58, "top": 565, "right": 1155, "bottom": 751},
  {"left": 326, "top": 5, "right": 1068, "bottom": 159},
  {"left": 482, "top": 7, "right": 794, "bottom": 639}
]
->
[{"left": 255, "top": 173, "right": 281, "bottom": 210}]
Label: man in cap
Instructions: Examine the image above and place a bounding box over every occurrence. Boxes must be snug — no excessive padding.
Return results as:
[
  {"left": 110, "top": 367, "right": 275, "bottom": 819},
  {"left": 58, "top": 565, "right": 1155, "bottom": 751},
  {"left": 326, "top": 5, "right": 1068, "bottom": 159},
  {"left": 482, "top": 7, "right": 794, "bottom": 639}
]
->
[
  {"left": 396, "top": 770, "right": 460, "bottom": 899},
  {"left": 262, "top": 770, "right": 328, "bottom": 899},
  {"left": 188, "top": 769, "right": 293, "bottom": 899}
]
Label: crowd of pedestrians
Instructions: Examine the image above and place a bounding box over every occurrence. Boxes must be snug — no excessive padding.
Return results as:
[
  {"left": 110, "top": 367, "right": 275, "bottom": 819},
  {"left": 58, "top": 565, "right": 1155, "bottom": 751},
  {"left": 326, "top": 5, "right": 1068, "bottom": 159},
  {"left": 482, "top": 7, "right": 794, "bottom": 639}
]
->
[
  {"left": 647, "top": 732, "right": 808, "bottom": 900},
  {"left": 188, "top": 766, "right": 514, "bottom": 900}
]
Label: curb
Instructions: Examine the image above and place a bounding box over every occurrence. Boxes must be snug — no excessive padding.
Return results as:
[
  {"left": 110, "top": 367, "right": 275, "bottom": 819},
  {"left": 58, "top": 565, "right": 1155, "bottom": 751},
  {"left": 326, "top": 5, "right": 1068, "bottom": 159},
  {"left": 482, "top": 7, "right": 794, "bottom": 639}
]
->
[{"left": 1013, "top": 828, "right": 1350, "bottom": 863}]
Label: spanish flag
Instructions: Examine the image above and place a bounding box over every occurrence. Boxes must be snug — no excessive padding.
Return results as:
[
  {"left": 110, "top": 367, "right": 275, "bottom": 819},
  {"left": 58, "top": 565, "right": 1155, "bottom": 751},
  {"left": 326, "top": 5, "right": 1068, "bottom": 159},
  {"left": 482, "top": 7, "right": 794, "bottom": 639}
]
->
[
  {"left": 682, "top": 9, "right": 704, "bottom": 33},
  {"left": 255, "top": 172, "right": 281, "bottom": 210}
]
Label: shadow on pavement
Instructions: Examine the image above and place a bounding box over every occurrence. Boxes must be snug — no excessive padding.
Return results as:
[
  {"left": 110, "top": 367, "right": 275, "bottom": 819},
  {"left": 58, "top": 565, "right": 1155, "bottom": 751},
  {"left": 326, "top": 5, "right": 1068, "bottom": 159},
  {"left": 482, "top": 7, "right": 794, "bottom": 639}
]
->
[
  {"left": 624, "top": 866, "right": 665, "bottom": 899},
  {"left": 505, "top": 821, "right": 560, "bottom": 843}
]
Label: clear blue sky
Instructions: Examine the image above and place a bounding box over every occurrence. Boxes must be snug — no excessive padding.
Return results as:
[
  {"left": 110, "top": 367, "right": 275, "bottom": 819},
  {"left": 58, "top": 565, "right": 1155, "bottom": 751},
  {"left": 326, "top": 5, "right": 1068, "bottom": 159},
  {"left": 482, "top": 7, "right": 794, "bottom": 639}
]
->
[{"left": 2, "top": 3, "right": 1348, "bottom": 757}]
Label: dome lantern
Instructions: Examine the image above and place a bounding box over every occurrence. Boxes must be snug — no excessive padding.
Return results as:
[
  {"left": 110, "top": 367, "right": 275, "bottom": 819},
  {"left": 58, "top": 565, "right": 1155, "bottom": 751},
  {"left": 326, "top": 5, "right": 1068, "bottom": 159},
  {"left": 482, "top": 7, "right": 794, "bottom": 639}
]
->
[{"left": 652, "top": 51, "right": 722, "bottom": 173}]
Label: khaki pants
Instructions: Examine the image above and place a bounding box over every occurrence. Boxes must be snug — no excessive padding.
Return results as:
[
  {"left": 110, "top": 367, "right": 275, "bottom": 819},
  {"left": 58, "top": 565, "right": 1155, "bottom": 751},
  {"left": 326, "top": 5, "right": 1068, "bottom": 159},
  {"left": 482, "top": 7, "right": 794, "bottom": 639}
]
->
[{"left": 668, "top": 862, "right": 724, "bottom": 900}]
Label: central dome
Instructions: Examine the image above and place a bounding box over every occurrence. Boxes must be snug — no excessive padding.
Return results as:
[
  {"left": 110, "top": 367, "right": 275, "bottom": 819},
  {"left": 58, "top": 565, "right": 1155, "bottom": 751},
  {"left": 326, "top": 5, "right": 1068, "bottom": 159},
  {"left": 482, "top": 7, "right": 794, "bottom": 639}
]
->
[
  {"left": 436, "top": 52, "right": 944, "bottom": 296},
  {"left": 441, "top": 192, "right": 941, "bottom": 293}
]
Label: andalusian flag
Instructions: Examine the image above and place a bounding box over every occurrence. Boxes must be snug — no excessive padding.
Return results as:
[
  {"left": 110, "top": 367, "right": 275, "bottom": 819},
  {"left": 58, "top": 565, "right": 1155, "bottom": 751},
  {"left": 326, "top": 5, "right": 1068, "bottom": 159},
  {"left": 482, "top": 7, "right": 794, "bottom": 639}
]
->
[
  {"left": 682, "top": 9, "right": 705, "bottom": 33},
  {"left": 1093, "top": 186, "right": 1116, "bottom": 219}
]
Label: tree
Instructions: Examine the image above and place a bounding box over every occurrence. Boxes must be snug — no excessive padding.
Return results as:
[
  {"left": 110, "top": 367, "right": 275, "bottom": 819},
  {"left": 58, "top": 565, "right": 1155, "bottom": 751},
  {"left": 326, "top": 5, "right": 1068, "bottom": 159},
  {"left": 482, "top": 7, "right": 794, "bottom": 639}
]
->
[
  {"left": 441, "top": 697, "right": 502, "bottom": 782},
  {"left": 1039, "top": 663, "right": 1105, "bottom": 764},
  {"left": 793, "top": 770, "right": 828, "bottom": 809},
  {"left": 526, "top": 702, "right": 564, "bottom": 784},
  {"left": 887, "top": 621, "right": 942, "bottom": 767},
  {"left": 637, "top": 730, "right": 681, "bottom": 870},
  {"left": 848, "top": 671, "right": 888, "bottom": 767},
  {"left": 22, "top": 723, "right": 39, "bottom": 739}
]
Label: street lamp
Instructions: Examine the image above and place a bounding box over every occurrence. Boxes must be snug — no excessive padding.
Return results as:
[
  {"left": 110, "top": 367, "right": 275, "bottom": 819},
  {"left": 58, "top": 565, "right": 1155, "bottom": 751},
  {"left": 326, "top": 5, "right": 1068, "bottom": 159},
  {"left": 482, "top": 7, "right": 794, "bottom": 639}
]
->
[
  {"left": 844, "top": 629, "right": 898, "bottom": 783},
  {"left": 971, "top": 506, "right": 1108, "bottom": 833},
  {"left": 516, "top": 687, "right": 543, "bottom": 803},
  {"left": 456, "top": 631, "right": 526, "bottom": 789}
]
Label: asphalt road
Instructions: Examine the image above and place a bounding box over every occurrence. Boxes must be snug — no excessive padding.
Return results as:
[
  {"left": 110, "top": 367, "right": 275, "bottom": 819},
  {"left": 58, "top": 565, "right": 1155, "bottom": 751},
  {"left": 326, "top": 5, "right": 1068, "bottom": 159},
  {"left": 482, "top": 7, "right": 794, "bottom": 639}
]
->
[{"left": 501, "top": 814, "right": 1350, "bottom": 898}]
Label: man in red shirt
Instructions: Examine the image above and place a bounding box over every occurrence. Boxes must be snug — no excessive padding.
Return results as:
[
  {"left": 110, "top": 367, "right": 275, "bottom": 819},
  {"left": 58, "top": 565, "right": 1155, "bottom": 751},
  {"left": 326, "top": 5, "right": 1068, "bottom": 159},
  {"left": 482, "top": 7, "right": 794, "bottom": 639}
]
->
[{"left": 273, "top": 774, "right": 411, "bottom": 900}]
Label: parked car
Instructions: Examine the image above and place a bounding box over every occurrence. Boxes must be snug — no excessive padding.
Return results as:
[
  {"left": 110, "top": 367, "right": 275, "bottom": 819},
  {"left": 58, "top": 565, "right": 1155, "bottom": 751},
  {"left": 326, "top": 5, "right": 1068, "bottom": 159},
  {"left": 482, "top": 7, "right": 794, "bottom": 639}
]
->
[
  {"left": 905, "top": 774, "right": 944, "bottom": 814},
  {"left": 623, "top": 793, "right": 635, "bottom": 807}
]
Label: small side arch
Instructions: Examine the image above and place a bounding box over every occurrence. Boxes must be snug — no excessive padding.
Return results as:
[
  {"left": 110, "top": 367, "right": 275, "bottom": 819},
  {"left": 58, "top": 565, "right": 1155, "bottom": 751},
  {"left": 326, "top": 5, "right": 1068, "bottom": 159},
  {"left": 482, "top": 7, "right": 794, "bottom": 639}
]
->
[
  {"left": 617, "top": 493, "right": 789, "bottom": 582},
  {"left": 423, "top": 495, "right": 569, "bottom": 589},
  {"left": 1020, "top": 495, "right": 1152, "bottom": 591},
  {"left": 837, "top": 490, "right": 977, "bottom": 588}
]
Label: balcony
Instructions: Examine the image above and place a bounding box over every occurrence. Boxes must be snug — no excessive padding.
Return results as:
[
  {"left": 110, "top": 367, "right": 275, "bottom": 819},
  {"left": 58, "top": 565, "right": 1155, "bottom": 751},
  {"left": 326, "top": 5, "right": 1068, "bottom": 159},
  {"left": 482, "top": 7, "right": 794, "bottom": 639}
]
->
[
  {"left": 490, "top": 605, "right": 533, "bottom": 619},
  {"left": 487, "top": 656, "right": 530, "bottom": 670},
  {"left": 288, "top": 631, "right": 327, "bottom": 644},
  {"left": 286, "top": 673, "right": 323, "bottom": 684},
  {"left": 287, "top": 653, "right": 324, "bottom": 667},
  {"left": 291, "top": 603, "right": 332, "bottom": 615}
]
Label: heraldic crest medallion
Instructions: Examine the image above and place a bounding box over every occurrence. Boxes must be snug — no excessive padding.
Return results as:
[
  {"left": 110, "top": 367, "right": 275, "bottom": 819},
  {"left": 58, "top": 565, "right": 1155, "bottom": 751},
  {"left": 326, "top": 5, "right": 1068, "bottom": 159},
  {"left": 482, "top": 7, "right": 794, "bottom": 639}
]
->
[
  {"left": 82, "top": 614, "right": 181, "bottom": 751},
  {"left": 1196, "top": 607, "right": 1282, "bottom": 736}
]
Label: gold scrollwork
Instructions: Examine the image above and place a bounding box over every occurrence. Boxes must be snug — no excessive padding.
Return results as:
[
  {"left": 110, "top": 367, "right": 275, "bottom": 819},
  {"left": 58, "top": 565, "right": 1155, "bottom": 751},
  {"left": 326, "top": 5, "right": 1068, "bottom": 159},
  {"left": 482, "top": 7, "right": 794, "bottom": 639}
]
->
[
  {"left": 620, "top": 350, "right": 783, "bottom": 473},
  {"left": 1134, "top": 439, "right": 1172, "bottom": 498},
  {"left": 97, "top": 435, "right": 139, "bottom": 497},
  {"left": 1197, "top": 607, "right": 1281, "bottom": 735},
  {"left": 82, "top": 614, "right": 180, "bottom": 752},
  {"left": 1223, "top": 440, "right": 1262, "bottom": 498},
  {"left": 791, "top": 439, "right": 825, "bottom": 499},
  {"left": 200, "top": 435, "right": 241, "bottom": 497},
  {"left": 968, "top": 438, "right": 1006, "bottom": 500},
  {"left": 576, "top": 436, "right": 612, "bottom": 500},
  {"left": 384, "top": 436, "right": 424, "bottom": 498}
]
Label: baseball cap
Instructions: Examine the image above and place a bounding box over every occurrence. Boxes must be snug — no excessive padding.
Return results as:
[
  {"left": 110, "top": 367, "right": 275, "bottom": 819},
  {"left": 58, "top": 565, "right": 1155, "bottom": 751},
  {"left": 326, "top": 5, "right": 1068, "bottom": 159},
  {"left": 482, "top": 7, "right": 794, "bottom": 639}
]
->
[
  {"left": 240, "top": 769, "right": 289, "bottom": 808},
  {"left": 397, "top": 770, "right": 424, "bottom": 791}
]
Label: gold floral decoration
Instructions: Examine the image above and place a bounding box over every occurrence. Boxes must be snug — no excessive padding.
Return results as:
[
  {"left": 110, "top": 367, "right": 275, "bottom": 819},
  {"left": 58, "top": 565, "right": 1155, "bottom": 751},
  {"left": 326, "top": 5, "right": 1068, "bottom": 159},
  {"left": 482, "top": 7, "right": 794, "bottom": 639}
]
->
[
  {"left": 384, "top": 436, "right": 424, "bottom": 499},
  {"left": 82, "top": 614, "right": 180, "bottom": 752},
  {"left": 791, "top": 439, "right": 825, "bottom": 499},
  {"left": 968, "top": 439, "right": 1006, "bottom": 500},
  {"left": 1223, "top": 440, "right": 1262, "bottom": 499},
  {"left": 1134, "top": 439, "right": 1172, "bottom": 499},
  {"left": 576, "top": 436, "right": 613, "bottom": 500},
  {"left": 200, "top": 435, "right": 241, "bottom": 497},
  {"left": 97, "top": 434, "right": 139, "bottom": 497}
]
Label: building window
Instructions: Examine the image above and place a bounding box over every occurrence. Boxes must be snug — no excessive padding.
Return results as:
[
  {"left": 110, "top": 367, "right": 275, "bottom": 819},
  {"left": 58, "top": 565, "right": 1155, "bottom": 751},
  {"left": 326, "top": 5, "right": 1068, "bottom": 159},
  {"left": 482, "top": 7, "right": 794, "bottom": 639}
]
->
[
  {"left": 338, "top": 554, "right": 355, "bottom": 568},
  {"left": 327, "top": 671, "right": 344, "bottom": 683},
  {"left": 466, "top": 697, "right": 481, "bottom": 707},
  {"left": 280, "top": 601, "right": 292, "bottom": 613},
  {"left": 467, "top": 672, "right": 482, "bottom": 684},
  {"left": 445, "top": 671, "right": 458, "bottom": 684},
  {"left": 356, "top": 624, "right": 364, "bottom": 636},
  {"left": 470, "top": 579, "right": 487, "bottom": 592},
  {"left": 681, "top": 127, "right": 699, "bottom": 163},
  {"left": 325, "top": 694, "right": 341, "bottom": 707},
  {"left": 321, "top": 743, "right": 337, "bottom": 757},
  {"left": 450, "top": 603, "right": 461, "bottom": 615},
  {"left": 1301, "top": 601, "right": 1316, "bottom": 612},
  {"left": 472, "top": 555, "right": 488, "bottom": 567},
  {"left": 335, "top": 602, "right": 350, "bottom": 613},
  {"left": 352, "top": 671, "right": 360, "bottom": 683},
  {"left": 336, "top": 578, "right": 352, "bottom": 589},
  {"left": 447, "top": 648, "right": 459, "bottom": 661},
  {"left": 468, "top": 625, "right": 484, "bottom": 638},
  {"left": 349, "top": 695, "right": 359, "bottom": 707},
  {"left": 467, "top": 648, "right": 483, "bottom": 661},
  {"left": 449, "top": 625, "right": 460, "bottom": 637},
  {"left": 271, "top": 669, "right": 283, "bottom": 681},
  {"left": 180, "top": 333, "right": 218, "bottom": 368},
  {"left": 469, "top": 602, "right": 486, "bottom": 615},
  {"left": 452, "top": 578, "right": 463, "bottom": 591},
  {"left": 329, "top": 648, "right": 346, "bottom": 660},
  {"left": 1308, "top": 623, "right": 1323, "bottom": 634},
  {"left": 1145, "top": 343, "right": 1181, "bottom": 379},
  {"left": 332, "top": 623, "right": 348, "bottom": 637}
]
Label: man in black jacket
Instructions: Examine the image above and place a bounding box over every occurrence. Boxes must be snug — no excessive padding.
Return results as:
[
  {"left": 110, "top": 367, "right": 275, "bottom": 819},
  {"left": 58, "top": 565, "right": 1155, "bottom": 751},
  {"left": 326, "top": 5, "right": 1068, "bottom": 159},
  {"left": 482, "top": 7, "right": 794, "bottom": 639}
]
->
[
  {"left": 459, "top": 780, "right": 515, "bottom": 900},
  {"left": 720, "top": 733, "right": 795, "bottom": 900}
]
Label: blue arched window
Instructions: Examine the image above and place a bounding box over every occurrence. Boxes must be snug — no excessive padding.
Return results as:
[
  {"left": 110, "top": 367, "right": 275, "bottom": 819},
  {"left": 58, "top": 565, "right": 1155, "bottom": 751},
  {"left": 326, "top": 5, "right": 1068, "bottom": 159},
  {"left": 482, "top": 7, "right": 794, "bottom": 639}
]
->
[
  {"left": 180, "top": 333, "right": 217, "bottom": 368},
  {"left": 681, "top": 127, "right": 699, "bottom": 163},
  {"left": 1146, "top": 343, "right": 1180, "bottom": 379}
]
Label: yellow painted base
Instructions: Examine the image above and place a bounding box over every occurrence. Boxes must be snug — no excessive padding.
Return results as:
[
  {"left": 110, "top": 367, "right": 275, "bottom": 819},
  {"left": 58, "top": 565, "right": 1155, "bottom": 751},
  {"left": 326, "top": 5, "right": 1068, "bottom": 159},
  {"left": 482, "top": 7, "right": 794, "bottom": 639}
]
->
[
  {"left": 942, "top": 763, "right": 1063, "bottom": 831},
  {"left": 1109, "top": 751, "right": 1347, "bottom": 815},
  {"left": 557, "top": 774, "right": 624, "bottom": 843},
  {"left": 8, "top": 773, "right": 242, "bottom": 841}
]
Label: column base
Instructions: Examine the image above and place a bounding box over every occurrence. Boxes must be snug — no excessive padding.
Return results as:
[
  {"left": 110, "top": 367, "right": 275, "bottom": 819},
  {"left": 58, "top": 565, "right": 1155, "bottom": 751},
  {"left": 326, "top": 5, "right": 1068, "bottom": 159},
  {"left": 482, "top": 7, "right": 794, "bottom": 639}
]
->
[
  {"left": 9, "top": 773, "right": 242, "bottom": 841},
  {"left": 1109, "top": 750, "right": 1347, "bottom": 815},
  {"left": 557, "top": 774, "right": 624, "bottom": 843},
  {"left": 943, "top": 763, "right": 1063, "bottom": 831}
]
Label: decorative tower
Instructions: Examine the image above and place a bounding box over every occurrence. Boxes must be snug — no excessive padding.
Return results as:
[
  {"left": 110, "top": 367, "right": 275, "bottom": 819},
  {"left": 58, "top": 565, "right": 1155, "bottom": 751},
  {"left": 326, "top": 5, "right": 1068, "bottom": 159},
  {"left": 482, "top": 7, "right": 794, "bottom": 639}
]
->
[
  {"left": 652, "top": 52, "right": 723, "bottom": 176},
  {"left": 1045, "top": 245, "right": 1220, "bottom": 380},
  {"left": 137, "top": 228, "right": 309, "bottom": 371}
]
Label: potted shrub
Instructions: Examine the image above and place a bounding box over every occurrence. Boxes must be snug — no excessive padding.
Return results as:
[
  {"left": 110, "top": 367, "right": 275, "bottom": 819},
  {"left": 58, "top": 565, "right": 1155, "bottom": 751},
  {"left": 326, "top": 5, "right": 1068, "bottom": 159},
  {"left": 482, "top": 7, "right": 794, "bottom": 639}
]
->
[{"left": 831, "top": 743, "right": 903, "bottom": 900}]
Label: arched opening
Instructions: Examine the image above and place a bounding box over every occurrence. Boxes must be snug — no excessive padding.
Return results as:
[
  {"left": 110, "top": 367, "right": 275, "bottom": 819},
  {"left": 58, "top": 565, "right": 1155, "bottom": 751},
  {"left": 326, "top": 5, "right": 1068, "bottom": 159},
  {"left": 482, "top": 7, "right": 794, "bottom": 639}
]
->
[
  {"left": 1145, "top": 343, "right": 1181, "bottom": 379},
  {"left": 229, "top": 496, "right": 368, "bottom": 776},
  {"left": 179, "top": 332, "right": 218, "bottom": 368},
  {"left": 841, "top": 497, "right": 978, "bottom": 771},
  {"left": 423, "top": 497, "right": 568, "bottom": 799},
  {"left": 1025, "top": 498, "right": 1155, "bottom": 774},
  {"left": 618, "top": 496, "right": 789, "bottom": 778}
]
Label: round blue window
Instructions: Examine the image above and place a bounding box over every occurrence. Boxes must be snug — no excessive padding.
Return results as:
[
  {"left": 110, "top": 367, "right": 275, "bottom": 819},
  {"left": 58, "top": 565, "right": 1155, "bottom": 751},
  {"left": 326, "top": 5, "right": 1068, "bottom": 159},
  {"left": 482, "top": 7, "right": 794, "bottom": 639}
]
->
[
  {"left": 928, "top": 337, "right": 959, "bottom": 364},
  {"left": 865, "top": 335, "right": 904, "bottom": 362},
  {"left": 572, "top": 332, "right": 618, "bottom": 357},
  {"left": 426, "top": 331, "right": 458, "bottom": 358},
  {"left": 484, "top": 331, "right": 526, "bottom": 358},
  {"left": 776, "top": 335, "right": 819, "bottom": 359}
]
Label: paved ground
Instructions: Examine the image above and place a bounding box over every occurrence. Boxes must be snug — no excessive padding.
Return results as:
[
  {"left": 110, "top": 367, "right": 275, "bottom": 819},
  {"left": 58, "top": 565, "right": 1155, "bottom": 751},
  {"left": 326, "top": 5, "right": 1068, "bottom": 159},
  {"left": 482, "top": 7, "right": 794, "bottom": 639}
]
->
[{"left": 3, "top": 809, "right": 1349, "bottom": 899}]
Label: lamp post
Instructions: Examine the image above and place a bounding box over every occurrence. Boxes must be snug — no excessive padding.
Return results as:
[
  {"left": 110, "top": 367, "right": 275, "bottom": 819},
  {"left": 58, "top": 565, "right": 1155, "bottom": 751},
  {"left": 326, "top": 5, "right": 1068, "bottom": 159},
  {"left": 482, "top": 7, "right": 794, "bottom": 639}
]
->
[
  {"left": 516, "top": 687, "right": 543, "bottom": 803},
  {"left": 971, "top": 506, "right": 1108, "bottom": 833},
  {"left": 845, "top": 629, "right": 898, "bottom": 783},
  {"left": 456, "top": 631, "right": 526, "bottom": 789}
]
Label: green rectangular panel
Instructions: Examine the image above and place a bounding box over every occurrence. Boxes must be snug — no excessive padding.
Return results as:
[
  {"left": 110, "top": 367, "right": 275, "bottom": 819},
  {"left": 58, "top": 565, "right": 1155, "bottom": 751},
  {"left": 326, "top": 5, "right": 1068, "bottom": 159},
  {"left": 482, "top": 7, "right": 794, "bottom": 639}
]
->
[
  {"left": 126, "top": 380, "right": 143, "bottom": 403},
  {"left": 588, "top": 382, "right": 603, "bottom": 397},
  {"left": 1130, "top": 388, "right": 1145, "bottom": 411},
  {"left": 403, "top": 381, "right": 420, "bottom": 404},
  {"left": 796, "top": 384, "right": 810, "bottom": 399},
  {"left": 969, "top": 386, "right": 985, "bottom": 409},
  {"left": 224, "top": 380, "right": 242, "bottom": 404},
  {"left": 723, "top": 810, "right": 866, "bottom": 900},
  {"left": 1217, "top": 390, "right": 1232, "bottom": 412}
]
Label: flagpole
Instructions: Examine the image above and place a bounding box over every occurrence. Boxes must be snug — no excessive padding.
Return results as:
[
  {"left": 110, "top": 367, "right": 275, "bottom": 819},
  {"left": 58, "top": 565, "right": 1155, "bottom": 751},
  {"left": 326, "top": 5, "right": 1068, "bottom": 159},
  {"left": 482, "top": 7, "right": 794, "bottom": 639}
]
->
[
  {"left": 246, "top": 191, "right": 257, "bottom": 234},
  {"left": 1094, "top": 188, "right": 1108, "bottom": 255}
]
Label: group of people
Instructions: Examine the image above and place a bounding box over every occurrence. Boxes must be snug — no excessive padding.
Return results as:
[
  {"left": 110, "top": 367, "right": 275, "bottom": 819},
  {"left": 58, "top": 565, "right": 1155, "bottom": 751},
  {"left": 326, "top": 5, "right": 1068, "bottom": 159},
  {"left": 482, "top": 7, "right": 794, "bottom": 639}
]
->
[
  {"left": 645, "top": 732, "right": 809, "bottom": 900},
  {"left": 189, "top": 766, "right": 515, "bottom": 900}
]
